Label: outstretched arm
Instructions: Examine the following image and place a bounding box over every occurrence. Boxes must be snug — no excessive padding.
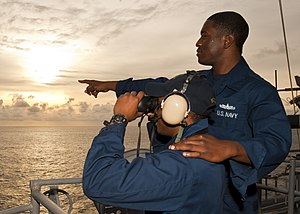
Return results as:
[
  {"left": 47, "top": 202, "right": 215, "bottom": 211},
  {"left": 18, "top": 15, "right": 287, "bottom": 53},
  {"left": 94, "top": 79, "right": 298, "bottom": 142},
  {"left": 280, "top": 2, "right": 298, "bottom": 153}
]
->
[
  {"left": 78, "top": 79, "right": 117, "bottom": 98},
  {"left": 78, "top": 77, "right": 169, "bottom": 98}
]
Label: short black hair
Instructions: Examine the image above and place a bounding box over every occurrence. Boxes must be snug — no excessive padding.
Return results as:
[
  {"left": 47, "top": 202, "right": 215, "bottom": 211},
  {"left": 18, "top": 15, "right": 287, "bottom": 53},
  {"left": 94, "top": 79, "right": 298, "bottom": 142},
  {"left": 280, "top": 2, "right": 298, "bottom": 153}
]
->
[{"left": 207, "top": 11, "right": 249, "bottom": 54}]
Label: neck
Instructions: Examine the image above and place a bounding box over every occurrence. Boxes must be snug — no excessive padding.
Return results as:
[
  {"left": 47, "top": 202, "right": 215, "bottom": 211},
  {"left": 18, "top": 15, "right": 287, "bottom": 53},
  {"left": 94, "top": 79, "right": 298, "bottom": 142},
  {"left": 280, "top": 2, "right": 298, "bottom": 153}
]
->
[{"left": 212, "top": 54, "right": 241, "bottom": 75}]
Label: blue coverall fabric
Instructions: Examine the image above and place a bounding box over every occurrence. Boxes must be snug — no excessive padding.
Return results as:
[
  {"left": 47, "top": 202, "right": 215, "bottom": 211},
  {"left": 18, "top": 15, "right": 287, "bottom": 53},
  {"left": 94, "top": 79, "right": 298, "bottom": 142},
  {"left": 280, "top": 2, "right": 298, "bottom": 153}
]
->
[
  {"left": 83, "top": 120, "right": 226, "bottom": 213},
  {"left": 114, "top": 57, "right": 292, "bottom": 213}
]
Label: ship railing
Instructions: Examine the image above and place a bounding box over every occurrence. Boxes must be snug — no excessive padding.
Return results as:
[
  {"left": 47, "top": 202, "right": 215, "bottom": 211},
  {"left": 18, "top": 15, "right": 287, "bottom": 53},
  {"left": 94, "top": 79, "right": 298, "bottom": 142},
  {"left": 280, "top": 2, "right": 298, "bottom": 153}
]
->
[
  {"left": 258, "top": 150, "right": 300, "bottom": 214},
  {"left": 0, "top": 149, "right": 149, "bottom": 214},
  {"left": 0, "top": 177, "right": 82, "bottom": 214}
]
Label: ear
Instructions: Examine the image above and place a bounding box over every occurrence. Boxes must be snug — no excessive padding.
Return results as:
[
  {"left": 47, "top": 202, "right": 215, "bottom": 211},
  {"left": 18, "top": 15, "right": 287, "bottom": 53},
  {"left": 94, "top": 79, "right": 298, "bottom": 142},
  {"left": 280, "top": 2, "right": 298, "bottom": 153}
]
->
[{"left": 224, "top": 35, "right": 234, "bottom": 49}]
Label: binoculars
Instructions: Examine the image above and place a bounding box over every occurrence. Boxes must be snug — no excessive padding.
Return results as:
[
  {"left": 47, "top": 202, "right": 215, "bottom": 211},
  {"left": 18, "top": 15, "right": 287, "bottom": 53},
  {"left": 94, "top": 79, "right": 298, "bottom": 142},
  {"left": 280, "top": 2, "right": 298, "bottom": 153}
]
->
[{"left": 137, "top": 96, "right": 159, "bottom": 114}]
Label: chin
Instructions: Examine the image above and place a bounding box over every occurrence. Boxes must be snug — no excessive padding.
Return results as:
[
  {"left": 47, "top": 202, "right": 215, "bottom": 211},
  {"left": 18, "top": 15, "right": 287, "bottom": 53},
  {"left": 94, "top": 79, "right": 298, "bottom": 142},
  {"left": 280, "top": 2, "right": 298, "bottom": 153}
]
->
[
  {"left": 156, "top": 127, "right": 171, "bottom": 137},
  {"left": 199, "top": 60, "right": 211, "bottom": 66},
  {"left": 156, "top": 127, "right": 165, "bottom": 136}
]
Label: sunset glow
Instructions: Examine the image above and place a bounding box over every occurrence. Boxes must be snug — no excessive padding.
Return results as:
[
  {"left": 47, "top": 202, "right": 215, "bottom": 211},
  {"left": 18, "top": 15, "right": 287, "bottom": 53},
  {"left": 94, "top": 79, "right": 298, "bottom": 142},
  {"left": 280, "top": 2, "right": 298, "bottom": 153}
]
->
[
  {"left": 0, "top": 0, "right": 299, "bottom": 124},
  {"left": 25, "top": 46, "right": 74, "bottom": 84}
]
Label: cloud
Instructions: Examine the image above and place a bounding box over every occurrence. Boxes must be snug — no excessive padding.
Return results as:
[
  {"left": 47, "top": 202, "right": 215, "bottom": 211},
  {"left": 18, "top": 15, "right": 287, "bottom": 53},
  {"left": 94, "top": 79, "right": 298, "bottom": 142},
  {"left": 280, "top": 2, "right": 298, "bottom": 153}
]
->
[
  {"left": 94, "top": 5, "right": 161, "bottom": 46},
  {"left": 92, "top": 103, "right": 113, "bottom": 114},
  {"left": 0, "top": 1, "right": 78, "bottom": 51},
  {"left": 0, "top": 93, "right": 114, "bottom": 121},
  {"left": 0, "top": 0, "right": 201, "bottom": 57},
  {"left": 78, "top": 102, "right": 89, "bottom": 113},
  {"left": 11, "top": 94, "right": 30, "bottom": 108},
  {"left": 0, "top": 0, "right": 172, "bottom": 52},
  {"left": 28, "top": 103, "right": 42, "bottom": 113},
  {"left": 253, "top": 41, "right": 285, "bottom": 58},
  {"left": 67, "top": 98, "right": 75, "bottom": 104}
]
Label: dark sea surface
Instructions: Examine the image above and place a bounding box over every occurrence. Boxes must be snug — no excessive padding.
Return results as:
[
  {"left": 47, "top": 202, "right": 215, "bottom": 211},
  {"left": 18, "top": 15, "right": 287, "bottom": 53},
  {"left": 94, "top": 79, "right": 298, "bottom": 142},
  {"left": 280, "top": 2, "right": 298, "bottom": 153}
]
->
[
  {"left": 0, "top": 125, "right": 150, "bottom": 213},
  {"left": 0, "top": 126, "right": 299, "bottom": 213}
]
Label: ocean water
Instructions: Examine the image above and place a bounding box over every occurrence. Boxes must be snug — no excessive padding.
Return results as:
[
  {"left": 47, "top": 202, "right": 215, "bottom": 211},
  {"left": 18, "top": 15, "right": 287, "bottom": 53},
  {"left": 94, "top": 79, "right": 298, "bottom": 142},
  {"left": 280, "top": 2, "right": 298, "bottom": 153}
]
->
[
  {"left": 0, "top": 126, "right": 299, "bottom": 213},
  {"left": 0, "top": 125, "right": 150, "bottom": 213}
]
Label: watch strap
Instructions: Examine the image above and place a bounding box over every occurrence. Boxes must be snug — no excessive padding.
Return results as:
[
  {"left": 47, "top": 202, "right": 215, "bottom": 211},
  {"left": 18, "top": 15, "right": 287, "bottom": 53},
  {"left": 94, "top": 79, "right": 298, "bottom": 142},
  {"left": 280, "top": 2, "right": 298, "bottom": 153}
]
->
[{"left": 104, "top": 113, "right": 128, "bottom": 126}]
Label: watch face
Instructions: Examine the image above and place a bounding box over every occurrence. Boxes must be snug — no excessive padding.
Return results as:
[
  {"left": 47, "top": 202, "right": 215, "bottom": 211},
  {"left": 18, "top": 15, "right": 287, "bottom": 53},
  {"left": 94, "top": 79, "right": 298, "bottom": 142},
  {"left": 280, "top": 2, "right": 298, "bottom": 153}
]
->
[{"left": 111, "top": 114, "right": 128, "bottom": 124}]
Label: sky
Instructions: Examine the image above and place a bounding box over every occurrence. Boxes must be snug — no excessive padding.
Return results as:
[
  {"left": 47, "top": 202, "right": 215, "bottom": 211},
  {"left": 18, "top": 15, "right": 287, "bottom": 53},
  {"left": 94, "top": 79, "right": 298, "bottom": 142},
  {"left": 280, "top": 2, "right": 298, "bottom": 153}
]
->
[{"left": 0, "top": 0, "right": 299, "bottom": 126}]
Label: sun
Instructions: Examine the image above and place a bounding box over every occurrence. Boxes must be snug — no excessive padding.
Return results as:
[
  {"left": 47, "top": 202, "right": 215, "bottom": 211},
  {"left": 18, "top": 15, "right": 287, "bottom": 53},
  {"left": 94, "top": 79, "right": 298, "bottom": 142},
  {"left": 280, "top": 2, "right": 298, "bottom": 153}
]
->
[{"left": 25, "top": 46, "right": 73, "bottom": 84}]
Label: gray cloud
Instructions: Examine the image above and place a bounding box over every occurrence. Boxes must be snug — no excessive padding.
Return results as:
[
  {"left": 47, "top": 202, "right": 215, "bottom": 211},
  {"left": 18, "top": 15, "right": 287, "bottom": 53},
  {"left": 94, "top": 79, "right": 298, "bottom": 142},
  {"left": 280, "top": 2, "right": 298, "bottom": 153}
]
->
[
  {"left": 78, "top": 102, "right": 89, "bottom": 113},
  {"left": 28, "top": 103, "right": 41, "bottom": 113},
  {"left": 92, "top": 103, "right": 113, "bottom": 114},
  {"left": 11, "top": 94, "right": 30, "bottom": 107},
  {"left": 0, "top": 1, "right": 81, "bottom": 50},
  {"left": 253, "top": 41, "right": 285, "bottom": 58},
  {"left": 0, "top": 0, "right": 173, "bottom": 52},
  {"left": 0, "top": 92, "right": 114, "bottom": 121},
  {"left": 67, "top": 98, "right": 75, "bottom": 104}
]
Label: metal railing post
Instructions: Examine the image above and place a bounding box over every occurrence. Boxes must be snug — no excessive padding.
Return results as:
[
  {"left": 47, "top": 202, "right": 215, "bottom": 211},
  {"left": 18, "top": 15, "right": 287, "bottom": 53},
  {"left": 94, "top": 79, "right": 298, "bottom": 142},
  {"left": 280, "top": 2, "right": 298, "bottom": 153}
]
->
[
  {"left": 48, "top": 186, "right": 60, "bottom": 214},
  {"left": 30, "top": 180, "right": 40, "bottom": 214},
  {"left": 288, "top": 159, "right": 296, "bottom": 214}
]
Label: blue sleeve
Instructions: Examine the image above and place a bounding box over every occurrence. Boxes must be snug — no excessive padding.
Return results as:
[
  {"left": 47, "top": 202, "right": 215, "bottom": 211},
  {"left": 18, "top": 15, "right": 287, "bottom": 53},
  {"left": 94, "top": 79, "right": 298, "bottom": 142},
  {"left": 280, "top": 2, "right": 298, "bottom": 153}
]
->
[
  {"left": 82, "top": 124, "right": 224, "bottom": 211},
  {"left": 229, "top": 82, "right": 292, "bottom": 197},
  {"left": 82, "top": 124, "right": 192, "bottom": 211},
  {"left": 114, "top": 70, "right": 206, "bottom": 97},
  {"left": 116, "top": 77, "right": 168, "bottom": 97}
]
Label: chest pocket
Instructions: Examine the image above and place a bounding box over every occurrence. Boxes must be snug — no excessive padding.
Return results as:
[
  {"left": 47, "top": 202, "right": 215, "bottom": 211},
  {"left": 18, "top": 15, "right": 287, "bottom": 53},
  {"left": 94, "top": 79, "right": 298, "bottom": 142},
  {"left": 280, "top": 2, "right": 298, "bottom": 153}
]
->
[{"left": 210, "top": 92, "right": 251, "bottom": 140}]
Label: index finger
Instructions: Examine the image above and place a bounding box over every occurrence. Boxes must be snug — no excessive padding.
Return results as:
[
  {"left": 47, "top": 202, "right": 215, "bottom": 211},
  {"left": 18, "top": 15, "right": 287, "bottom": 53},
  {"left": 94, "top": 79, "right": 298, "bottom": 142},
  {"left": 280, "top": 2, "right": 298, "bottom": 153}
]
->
[
  {"left": 136, "top": 91, "right": 145, "bottom": 102},
  {"left": 78, "top": 79, "right": 92, "bottom": 84}
]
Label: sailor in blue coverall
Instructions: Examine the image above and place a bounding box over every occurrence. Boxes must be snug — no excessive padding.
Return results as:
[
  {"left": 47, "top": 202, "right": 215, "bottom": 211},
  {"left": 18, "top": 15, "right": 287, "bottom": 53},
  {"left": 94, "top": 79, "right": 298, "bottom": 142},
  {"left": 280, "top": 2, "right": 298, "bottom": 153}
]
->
[
  {"left": 83, "top": 73, "right": 226, "bottom": 213},
  {"left": 114, "top": 57, "right": 292, "bottom": 212}
]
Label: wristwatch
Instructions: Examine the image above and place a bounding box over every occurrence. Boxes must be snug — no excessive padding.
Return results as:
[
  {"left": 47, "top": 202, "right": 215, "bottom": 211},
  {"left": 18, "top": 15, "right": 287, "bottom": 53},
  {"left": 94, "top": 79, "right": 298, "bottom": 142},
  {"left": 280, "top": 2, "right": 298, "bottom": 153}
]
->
[{"left": 109, "top": 113, "right": 128, "bottom": 125}]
